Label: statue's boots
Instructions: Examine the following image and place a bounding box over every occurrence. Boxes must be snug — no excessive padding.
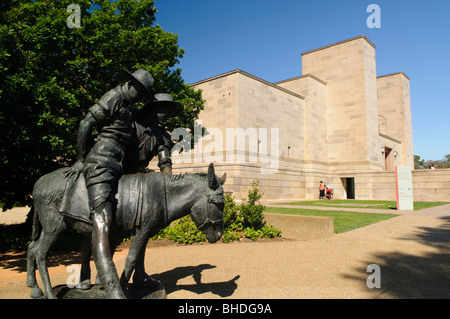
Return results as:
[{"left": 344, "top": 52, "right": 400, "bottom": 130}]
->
[
  {"left": 95, "top": 257, "right": 126, "bottom": 299},
  {"left": 91, "top": 207, "right": 127, "bottom": 298}
]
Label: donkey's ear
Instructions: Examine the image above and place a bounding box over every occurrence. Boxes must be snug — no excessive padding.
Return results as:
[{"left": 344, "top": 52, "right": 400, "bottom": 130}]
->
[
  {"left": 218, "top": 172, "right": 227, "bottom": 185},
  {"left": 207, "top": 163, "right": 219, "bottom": 190}
]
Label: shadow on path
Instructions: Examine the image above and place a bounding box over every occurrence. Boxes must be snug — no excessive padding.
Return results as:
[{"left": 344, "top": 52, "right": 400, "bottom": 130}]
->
[
  {"left": 151, "top": 264, "right": 239, "bottom": 298},
  {"left": 344, "top": 216, "right": 450, "bottom": 298},
  {"left": 0, "top": 250, "right": 82, "bottom": 273}
]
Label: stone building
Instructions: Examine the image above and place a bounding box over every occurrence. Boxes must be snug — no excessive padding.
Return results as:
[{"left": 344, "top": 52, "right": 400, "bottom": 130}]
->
[{"left": 162, "top": 36, "right": 422, "bottom": 201}]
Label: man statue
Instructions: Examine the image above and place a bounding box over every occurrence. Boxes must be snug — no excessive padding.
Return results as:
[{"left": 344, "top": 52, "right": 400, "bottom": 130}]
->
[
  {"left": 123, "top": 92, "right": 183, "bottom": 176},
  {"left": 67, "top": 69, "right": 179, "bottom": 299}
]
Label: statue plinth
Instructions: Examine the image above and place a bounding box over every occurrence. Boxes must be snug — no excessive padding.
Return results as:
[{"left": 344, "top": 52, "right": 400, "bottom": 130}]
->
[{"left": 46, "top": 284, "right": 167, "bottom": 299}]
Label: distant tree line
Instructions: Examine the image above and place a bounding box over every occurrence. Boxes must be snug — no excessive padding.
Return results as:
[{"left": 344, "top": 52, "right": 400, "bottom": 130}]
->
[{"left": 414, "top": 154, "right": 450, "bottom": 169}]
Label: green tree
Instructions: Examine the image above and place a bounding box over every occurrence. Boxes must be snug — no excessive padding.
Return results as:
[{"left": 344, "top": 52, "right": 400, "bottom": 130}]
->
[
  {"left": 415, "top": 154, "right": 450, "bottom": 169},
  {"left": 443, "top": 154, "right": 450, "bottom": 167},
  {"left": 414, "top": 155, "right": 425, "bottom": 169},
  {"left": 0, "top": 0, "right": 204, "bottom": 209}
]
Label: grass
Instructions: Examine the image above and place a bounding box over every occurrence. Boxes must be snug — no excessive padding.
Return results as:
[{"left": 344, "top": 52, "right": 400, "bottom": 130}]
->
[
  {"left": 413, "top": 201, "right": 450, "bottom": 210},
  {"left": 277, "top": 200, "right": 449, "bottom": 211},
  {"left": 265, "top": 199, "right": 449, "bottom": 234},
  {"left": 264, "top": 206, "right": 399, "bottom": 234}
]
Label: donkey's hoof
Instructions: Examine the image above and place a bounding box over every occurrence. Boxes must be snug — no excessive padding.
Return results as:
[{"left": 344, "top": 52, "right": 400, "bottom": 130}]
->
[
  {"left": 79, "top": 279, "right": 91, "bottom": 290},
  {"left": 45, "top": 291, "right": 58, "bottom": 299},
  {"left": 30, "top": 287, "right": 44, "bottom": 299}
]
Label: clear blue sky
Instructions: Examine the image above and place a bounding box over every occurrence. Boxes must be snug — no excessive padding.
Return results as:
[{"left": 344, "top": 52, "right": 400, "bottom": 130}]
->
[{"left": 154, "top": 0, "right": 450, "bottom": 161}]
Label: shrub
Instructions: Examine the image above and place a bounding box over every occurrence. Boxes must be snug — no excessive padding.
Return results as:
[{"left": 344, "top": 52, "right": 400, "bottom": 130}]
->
[
  {"left": 223, "top": 193, "right": 243, "bottom": 232},
  {"left": 223, "top": 181, "right": 282, "bottom": 241},
  {"left": 154, "top": 215, "right": 206, "bottom": 245},
  {"left": 0, "top": 223, "right": 31, "bottom": 251},
  {"left": 240, "top": 180, "right": 266, "bottom": 229},
  {"left": 260, "top": 225, "right": 282, "bottom": 238},
  {"left": 243, "top": 227, "right": 262, "bottom": 241},
  {"left": 150, "top": 180, "right": 281, "bottom": 245}
]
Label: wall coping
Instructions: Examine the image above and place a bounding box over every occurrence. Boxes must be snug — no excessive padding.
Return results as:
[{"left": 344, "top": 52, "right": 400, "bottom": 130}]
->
[
  {"left": 301, "top": 35, "right": 376, "bottom": 56},
  {"left": 191, "top": 69, "right": 306, "bottom": 100},
  {"left": 377, "top": 72, "right": 410, "bottom": 81},
  {"left": 274, "top": 73, "right": 328, "bottom": 86}
]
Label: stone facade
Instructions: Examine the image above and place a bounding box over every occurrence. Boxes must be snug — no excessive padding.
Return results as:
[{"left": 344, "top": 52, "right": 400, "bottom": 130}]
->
[
  {"left": 377, "top": 72, "right": 414, "bottom": 168},
  {"left": 152, "top": 36, "right": 423, "bottom": 201}
]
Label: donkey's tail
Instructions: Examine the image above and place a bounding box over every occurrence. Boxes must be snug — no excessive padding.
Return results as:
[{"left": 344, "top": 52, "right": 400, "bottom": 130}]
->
[{"left": 30, "top": 206, "right": 41, "bottom": 242}]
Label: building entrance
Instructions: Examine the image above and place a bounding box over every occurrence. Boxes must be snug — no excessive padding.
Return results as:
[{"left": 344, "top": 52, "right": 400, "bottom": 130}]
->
[
  {"left": 384, "top": 147, "right": 394, "bottom": 171},
  {"left": 341, "top": 177, "right": 355, "bottom": 199}
]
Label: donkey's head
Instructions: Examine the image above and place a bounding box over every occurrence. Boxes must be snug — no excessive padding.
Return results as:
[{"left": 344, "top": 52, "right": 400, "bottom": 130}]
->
[{"left": 191, "top": 163, "right": 226, "bottom": 243}]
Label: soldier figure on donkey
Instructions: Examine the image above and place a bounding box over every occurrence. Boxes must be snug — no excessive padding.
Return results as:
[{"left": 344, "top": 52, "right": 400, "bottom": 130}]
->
[{"left": 64, "top": 69, "right": 182, "bottom": 299}]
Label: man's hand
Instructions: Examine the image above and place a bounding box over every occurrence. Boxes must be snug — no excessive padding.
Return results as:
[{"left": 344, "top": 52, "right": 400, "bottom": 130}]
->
[
  {"left": 160, "top": 165, "right": 172, "bottom": 175},
  {"left": 64, "top": 160, "right": 84, "bottom": 179},
  {"left": 64, "top": 112, "right": 96, "bottom": 180}
]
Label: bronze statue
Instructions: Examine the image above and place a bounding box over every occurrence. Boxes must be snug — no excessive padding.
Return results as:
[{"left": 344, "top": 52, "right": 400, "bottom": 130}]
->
[
  {"left": 69, "top": 69, "right": 156, "bottom": 299},
  {"left": 27, "top": 163, "right": 225, "bottom": 299},
  {"left": 29, "top": 69, "right": 204, "bottom": 299}
]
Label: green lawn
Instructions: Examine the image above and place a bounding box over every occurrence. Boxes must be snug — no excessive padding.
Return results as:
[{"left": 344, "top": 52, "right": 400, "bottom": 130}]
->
[
  {"left": 264, "top": 206, "right": 399, "bottom": 234},
  {"left": 277, "top": 200, "right": 449, "bottom": 211}
]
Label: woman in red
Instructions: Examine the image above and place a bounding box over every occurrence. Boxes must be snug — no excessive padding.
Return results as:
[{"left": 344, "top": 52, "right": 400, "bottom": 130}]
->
[{"left": 319, "top": 181, "right": 325, "bottom": 199}]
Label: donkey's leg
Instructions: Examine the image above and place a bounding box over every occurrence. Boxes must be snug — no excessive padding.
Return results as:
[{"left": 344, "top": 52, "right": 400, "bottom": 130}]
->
[
  {"left": 79, "top": 236, "right": 92, "bottom": 290},
  {"left": 133, "top": 242, "right": 161, "bottom": 289},
  {"left": 27, "top": 206, "right": 44, "bottom": 298},
  {"left": 135, "top": 254, "right": 162, "bottom": 290},
  {"left": 119, "top": 231, "right": 149, "bottom": 291},
  {"left": 27, "top": 240, "right": 44, "bottom": 298},
  {"left": 34, "top": 231, "right": 61, "bottom": 299}
]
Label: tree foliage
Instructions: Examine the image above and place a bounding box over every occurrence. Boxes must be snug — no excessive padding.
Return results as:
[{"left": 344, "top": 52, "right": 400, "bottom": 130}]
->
[
  {"left": 0, "top": 0, "right": 204, "bottom": 208},
  {"left": 414, "top": 154, "right": 450, "bottom": 169}
]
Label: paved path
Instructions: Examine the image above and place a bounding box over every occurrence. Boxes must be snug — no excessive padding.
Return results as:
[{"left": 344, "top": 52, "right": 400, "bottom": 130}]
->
[
  {"left": 0, "top": 207, "right": 30, "bottom": 225},
  {"left": 1, "top": 204, "right": 450, "bottom": 299}
]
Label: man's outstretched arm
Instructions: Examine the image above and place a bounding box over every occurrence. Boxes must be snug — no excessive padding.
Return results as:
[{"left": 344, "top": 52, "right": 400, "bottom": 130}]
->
[
  {"left": 77, "top": 112, "right": 96, "bottom": 162},
  {"left": 65, "top": 112, "right": 97, "bottom": 178}
]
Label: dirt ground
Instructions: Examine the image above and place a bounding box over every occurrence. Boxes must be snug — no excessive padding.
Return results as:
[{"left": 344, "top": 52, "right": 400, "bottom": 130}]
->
[{"left": 1, "top": 204, "right": 450, "bottom": 299}]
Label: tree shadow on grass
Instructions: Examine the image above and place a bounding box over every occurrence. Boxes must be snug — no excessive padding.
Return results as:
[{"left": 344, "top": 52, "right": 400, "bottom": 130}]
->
[
  {"left": 344, "top": 216, "right": 450, "bottom": 298},
  {"left": 151, "top": 264, "right": 240, "bottom": 298}
]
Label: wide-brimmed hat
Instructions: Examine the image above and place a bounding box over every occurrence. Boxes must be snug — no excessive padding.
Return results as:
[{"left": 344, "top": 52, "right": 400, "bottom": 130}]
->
[
  {"left": 152, "top": 93, "right": 184, "bottom": 117},
  {"left": 121, "top": 69, "right": 154, "bottom": 98}
]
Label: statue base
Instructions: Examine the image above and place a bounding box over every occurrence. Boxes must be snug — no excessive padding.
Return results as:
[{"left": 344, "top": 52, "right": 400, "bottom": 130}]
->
[{"left": 51, "top": 283, "right": 167, "bottom": 299}]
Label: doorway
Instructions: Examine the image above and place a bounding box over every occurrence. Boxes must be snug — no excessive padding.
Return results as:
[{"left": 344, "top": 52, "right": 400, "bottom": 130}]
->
[
  {"left": 341, "top": 177, "right": 355, "bottom": 199},
  {"left": 384, "top": 147, "right": 394, "bottom": 171}
]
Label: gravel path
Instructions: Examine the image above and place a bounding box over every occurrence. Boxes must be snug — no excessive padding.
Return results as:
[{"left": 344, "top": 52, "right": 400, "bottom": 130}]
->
[{"left": 1, "top": 204, "right": 450, "bottom": 299}]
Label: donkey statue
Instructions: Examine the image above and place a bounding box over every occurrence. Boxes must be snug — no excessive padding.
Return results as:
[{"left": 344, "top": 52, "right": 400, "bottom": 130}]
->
[{"left": 27, "top": 163, "right": 226, "bottom": 299}]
